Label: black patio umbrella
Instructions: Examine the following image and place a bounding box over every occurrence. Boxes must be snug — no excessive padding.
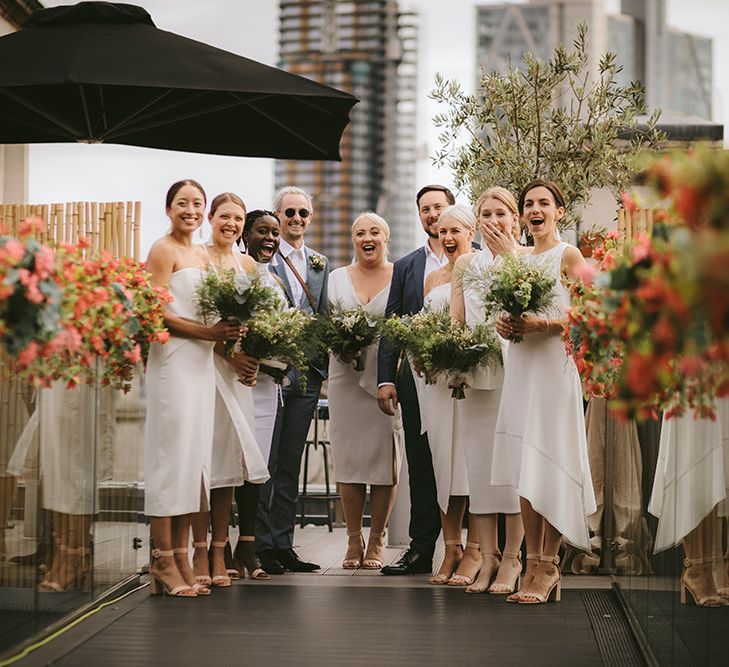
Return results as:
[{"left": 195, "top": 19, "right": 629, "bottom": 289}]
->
[{"left": 0, "top": 1, "right": 357, "bottom": 159}]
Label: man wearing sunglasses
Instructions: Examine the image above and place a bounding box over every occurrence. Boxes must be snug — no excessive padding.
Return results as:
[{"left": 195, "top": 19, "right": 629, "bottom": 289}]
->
[{"left": 255, "top": 185, "right": 329, "bottom": 575}]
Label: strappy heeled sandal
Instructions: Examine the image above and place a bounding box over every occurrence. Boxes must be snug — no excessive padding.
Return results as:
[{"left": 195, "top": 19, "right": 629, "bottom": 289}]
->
[
  {"left": 448, "top": 542, "right": 484, "bottom": 586},
  {"left": 429, "top": 540, "right": 462, "bottom": 585},
  {"left": 343, "top": 530, "right": 365, "bottom": 569},
  {"left": 713, "top": 554, "right": 729, "bottom": 597},
  {"left": 192, "top": 541, "right": 212, "bottom": 587},
  {"left": 149, "top": 549, "right": 196, "bottom": 597},
  {"left": 681, "top": 557, "right": 728, "bottom": 607},
  {"left": 234, "top": 536, "right": 270, "bottom": 580},
  {"left": 174, "top": 547, "right": 210, "bottom": 595},
  {"left": 464, "top": 549, "right": 501, "bottom": 593},
  {"left": 208, "top": 541, "right": 232, "bottom": 587},
  {"left": 362, "top": 531, "right": 386, "bottom": 569},
  {"left": 38, "top": 545, "right": 74, "bottom": 592},
  {"left": 519, "top": 554, "right": 561, "bottom": 604},
  {"left": 489, "top": 551, "right": 522, "bottom": 595},
  {"left": 223, "top": 537, "right": 239, "bottom": 580},
  {"left": 507, "top": 553, "right": 538, "bottom": 602}
]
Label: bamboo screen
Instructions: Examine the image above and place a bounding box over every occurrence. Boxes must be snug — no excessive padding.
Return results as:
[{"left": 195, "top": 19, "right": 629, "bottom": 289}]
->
[
  {"left": 617, "top": 208, "right": 664, "bottom": 242},
  {"left": 1, "top": 201, "right": 141, "bottom": 260}
]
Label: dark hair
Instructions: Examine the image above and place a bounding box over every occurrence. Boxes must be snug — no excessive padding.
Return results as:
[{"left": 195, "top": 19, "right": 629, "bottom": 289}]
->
[
  {"left": 240, "top": 209, "right": 280, "bottom": 248},
  {"left": 416, "top": 184, "right": 455, "bottom": 207},
  {"left": 209, "top": 192, "right": 246, "bottom": 218},
  {"left": 518, "top": 179, "right": 566, "bottom": 214},
  {"left": 166, "top": 179, "right": 206, "bottom": 209}
]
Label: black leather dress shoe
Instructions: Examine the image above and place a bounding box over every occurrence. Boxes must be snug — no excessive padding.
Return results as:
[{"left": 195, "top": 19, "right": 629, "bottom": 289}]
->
[
  {"left": 380, "top": 549, "right": 433, "bottom": 576},
  {"left": 257, "top": 549, "right": 285, "bottom": 575},
  {"left": 274, "top": 548, "right": 320, "bottom": 572}
]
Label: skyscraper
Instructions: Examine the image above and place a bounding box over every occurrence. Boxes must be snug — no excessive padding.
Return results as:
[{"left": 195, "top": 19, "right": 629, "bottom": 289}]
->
[{"left": 276, "top": 0, "right": 418, "bottom": 266}]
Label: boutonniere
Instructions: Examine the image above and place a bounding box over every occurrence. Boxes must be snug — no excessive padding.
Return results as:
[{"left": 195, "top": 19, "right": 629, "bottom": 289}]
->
[{"left": 309, "top": 253, "right": 325, "bottom": 272}]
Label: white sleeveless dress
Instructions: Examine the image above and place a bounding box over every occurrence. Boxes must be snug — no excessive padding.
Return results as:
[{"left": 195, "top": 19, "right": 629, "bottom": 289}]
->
[
  {"left": 456, "top": 249, "right": 520, "bottom": 514},
  {"left": 209, "top": 254, "right": 270, "bottom": 489},
  {"left": 143, "top": 268, "right": 215, "bottom": 516},
  {"left": 250, "top": 260, "right": 288, "bottom": 466},
  {"left": 327, "top": 267, "right": 403, "bottom": 485},
  {"left": 490, "top": 242, "right": 596, "bottom": 550},
  {"left": 648, "top": 398, "right": 729, "bottom": 552},
  {"left": 415, "top": 281, "right": 469, "bottom": 513}
]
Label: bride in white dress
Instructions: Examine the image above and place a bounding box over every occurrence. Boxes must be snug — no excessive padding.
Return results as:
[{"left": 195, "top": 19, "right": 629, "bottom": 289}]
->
[
  {"left": 492, "top": 180, "right": 596, "bottom": 605},
  {"left": 450, "top": 188, "right": 523, "bottom": 595},
  {"left": 414, "top": 205, "right": 481, "bottom": 586},
  {"left": 189, "top": 194, "right": 270, "bottom": 588},
  {"left": 328, "top": 212, "right": 403, "bottom": 570},
  {"left": 144, "top": 180, "right": 245, "bottom": 597}
]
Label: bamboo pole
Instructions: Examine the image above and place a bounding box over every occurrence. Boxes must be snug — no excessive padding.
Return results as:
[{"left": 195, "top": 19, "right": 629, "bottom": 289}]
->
[
  {"left": 125, "top": 201, "right": 133, "bottom": 257},
  {"left": 104, "top": 204, "right": 113, "bottom": 254},
  {"left": 133, "top": 201, "right": 141, "bottom": 260}
]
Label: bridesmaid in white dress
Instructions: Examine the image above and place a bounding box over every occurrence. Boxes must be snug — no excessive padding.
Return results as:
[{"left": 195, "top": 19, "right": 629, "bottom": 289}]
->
[
  {"left": 648, "top": 399, "right": 729, "bottom": 606},
  {"left": 233, "top": 209, "right": 289, "bottom": 579},
  {"left": 415, "top": 205, "right": 481, "bottom": 586},
  {"left": 144, "top": 180, "right": 244, "bottom": 597},
  {"left": 450, "top": 188, "right": 524, "bottom": 595},
  {"left": 329, "top": 212, "right": 403, "bottom": 570},
  {"left": 189, "top": 194, "right": 270, "bottom": 588},
  {"left": 492, "top": 179, "right": 596, "bottom": 604}
]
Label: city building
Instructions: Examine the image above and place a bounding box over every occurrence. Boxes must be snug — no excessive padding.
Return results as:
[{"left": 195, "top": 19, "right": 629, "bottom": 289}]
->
[
  {"left": 475, "top": 0, "right": 714, "bottom": 121},
  {"left": 276, "top": 0, "right": 418, "bottom": 266}
]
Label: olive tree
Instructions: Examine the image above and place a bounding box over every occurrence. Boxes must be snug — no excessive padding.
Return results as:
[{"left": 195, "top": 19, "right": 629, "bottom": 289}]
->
[{"left": 431, "top": 23, "right": 664, "bottom": 229}]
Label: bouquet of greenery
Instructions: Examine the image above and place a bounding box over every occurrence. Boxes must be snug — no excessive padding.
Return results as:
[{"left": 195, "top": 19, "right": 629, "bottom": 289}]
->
[
  {"left": 383, "top": 308, "right": 501, "bottom": 398},
  {"left": 465, "top": 253, "right": 555, "bottom": 343},
  {"left": 241, "top": 308, "right": 315, "bottom": 385},
  {"left": 315, "top": 303, "right": 385, "bottom": 372},
  {"left": 196, "top": 269, "right": 280, "bottom": 355}
]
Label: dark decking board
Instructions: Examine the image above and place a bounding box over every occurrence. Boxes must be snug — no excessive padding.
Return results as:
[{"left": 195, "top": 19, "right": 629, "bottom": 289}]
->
[{"left": 42, "top": 584, "right": 615, "bottom": 667}]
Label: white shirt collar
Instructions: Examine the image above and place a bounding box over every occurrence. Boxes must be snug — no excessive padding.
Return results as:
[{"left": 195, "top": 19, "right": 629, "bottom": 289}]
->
[
  {"left": 278, "top": 237, "right": 306, "bottom": 259},
  {"left": 424, "top": 240, "right": 445, "bottom": 263}
]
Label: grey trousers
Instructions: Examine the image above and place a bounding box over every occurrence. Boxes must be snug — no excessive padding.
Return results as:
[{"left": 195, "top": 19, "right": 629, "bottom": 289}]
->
[{"left": 255, "top": 368, "right": 322, "bottom": 552}]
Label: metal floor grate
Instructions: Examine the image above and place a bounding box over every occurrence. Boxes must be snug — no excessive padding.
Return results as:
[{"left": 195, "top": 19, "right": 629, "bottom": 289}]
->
[{"left": 582, "top": 590, "right": 645, "bottom": 666}]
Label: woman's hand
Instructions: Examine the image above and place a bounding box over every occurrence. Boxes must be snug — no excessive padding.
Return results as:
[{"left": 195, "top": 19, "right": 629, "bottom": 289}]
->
[
  {"left": 495, "top": 313, "right": 546, "bottom": 340},
  {"left": 229, "top": 352, "right": 259, "bottom": 377},
  {"left": 482, "top": 223, "right": 516, "bottom": 257},
  {"left": 207, "top": 320, "right": 246, "bottom": 342}
]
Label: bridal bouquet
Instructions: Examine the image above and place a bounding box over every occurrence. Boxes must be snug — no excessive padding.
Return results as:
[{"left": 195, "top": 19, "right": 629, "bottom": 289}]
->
[
  {"left": 196, "top": 269, "right": 281, "bottom": 355},
  {"left": 315, "top": 304, "right": 384, "bottom": 371},
  {"left": 241, "top": 308, "right": 315, "bottom": 385},
  {"left": 466, "top": 254, "right": 555, "bottom": 342},
  {"left": 384, "top": 308, "right": 501, "bottom": 397}
]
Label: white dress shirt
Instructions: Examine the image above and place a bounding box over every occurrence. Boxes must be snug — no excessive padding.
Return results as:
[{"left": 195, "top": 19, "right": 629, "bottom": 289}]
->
[
  {"left": 277, "top": 237, "right": 309, "bottom": 307},
  {"left": 423, "top": 240, "right": 447, "bottom": 286}
]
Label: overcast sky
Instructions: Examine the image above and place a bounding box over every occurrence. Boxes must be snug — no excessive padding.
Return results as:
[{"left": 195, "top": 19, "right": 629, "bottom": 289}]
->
[{"left": 28, "top": 0, "right": 729, "bottom": 256}]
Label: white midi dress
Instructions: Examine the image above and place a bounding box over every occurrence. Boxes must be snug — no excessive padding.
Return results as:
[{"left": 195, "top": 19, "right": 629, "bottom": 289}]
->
[
  {"left": 209, "top": 254, "right": 269, "bottom": 489},
  {"left": 143, "top": 268, "right": 215, "bottom": 517},
  {"left": 648, "top": 398, "right": 729, "bottom": 552},
  {"left": 414, "top": 282, "right": 469, "bottom": 513},
  {"left": 490, "top": 242, "right": 596, "bottom": 551},
  {"left": 457, "top": 249, "right": 520, "bottom": 515},
  {"left": 251, "top": 261, "right": 288, "bottom": 466},
  {"left": 327, "top": 267, "right": 403, "bottom": 485}
]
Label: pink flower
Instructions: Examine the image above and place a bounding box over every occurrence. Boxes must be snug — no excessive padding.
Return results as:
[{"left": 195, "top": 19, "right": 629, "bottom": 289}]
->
[
  {"left": 17, "top": 341, "right": 39, "bottom": 366},
  {"left": 18, "top": 218, "right": 44, "bottom": 237},
  {"left": 2, "top": 238, "right": 25, "bottom": 264},
  {"left": 621, "top": 192, "right": 638, "bottom": 212},
  {"left": 573, "top": 263, "right": 597, "bottom": 286},
  {"left": 34, "top": 247, "right": 56, "bottom": 279},
  {"left": 124, "top": 344, "right": 141, "bottom": 364}
]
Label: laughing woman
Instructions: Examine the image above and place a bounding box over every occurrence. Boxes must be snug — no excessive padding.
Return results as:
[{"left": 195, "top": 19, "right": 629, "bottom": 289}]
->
[
  {"left": 491, "top": 179, "right": 596, "bottom": 604},
  {"left": 328, "top": 213, "right": 403, "bottom": 570},
  {"left": 189, "top": 193, "right": 270, "bottom": 588},
  {"left": 144, "top": 180, "right": 244, "bottom": 597}
]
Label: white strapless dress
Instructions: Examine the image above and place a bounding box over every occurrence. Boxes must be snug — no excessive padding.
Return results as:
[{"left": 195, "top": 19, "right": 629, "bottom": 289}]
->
[{"left": 143, "top": 268, "right": 215, "bottom": 516}]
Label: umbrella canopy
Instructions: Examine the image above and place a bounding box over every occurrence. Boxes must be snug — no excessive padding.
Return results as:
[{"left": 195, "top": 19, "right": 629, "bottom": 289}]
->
[{"left": 0, "top": 1, "right": 357, "bottom": 159}]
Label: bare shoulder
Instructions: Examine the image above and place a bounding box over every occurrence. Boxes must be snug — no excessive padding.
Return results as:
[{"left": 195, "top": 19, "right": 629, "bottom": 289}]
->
[
  {"left": 561, "top": 244, "right": 586, "bottom": 278},
  {"left": 424, "top": 266, "right": 448, "bottom": 294},
  {"left": 237, "top": 251, "right": 258, "bottom": 272},
  {"left": 146, "top": 236, "right": 175, "bottom": 264}
]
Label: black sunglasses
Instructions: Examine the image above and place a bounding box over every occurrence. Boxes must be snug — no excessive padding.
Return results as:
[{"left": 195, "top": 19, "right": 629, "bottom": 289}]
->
[{"left": 283, "top": 207, "right": 310, "bottom": 219}]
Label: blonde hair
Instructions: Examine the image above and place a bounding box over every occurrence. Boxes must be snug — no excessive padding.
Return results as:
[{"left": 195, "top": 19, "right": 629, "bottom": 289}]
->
[
  {"left": 438, "top": 204, "right": 476, "bottom": 230},
  {"left": 474, "top": 187, "right": 518, "bottom": 216},
  {"left": 351, "top": 211, "right": 390, "bottom": 241},
  {"left": 273, "top": 185, "right": 313, "bottom": 212}
]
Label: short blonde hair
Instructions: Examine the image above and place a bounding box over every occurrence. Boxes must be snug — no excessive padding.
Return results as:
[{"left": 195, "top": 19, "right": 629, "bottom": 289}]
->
[
  {"left": 438, "top": 204, "right": 476, "bottom": 230},
  {"left": 273, "top": 185, "right": 313, "bottom": 212},
  {"left": 351, "top": 211, "right": 390, "bottom": 241},
  {"left": 474, "top": 187, "right": 518, "bottom": 216}
]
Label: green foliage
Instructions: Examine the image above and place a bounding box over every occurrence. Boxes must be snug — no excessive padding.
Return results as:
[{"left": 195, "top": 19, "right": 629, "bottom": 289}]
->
[{"left": 431, "top": 23, "right": 665, "bottom": 229}]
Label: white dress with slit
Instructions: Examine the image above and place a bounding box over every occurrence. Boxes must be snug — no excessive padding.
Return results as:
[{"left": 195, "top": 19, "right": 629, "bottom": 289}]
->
[
  {"left": 490, "top": 242, "right": 596, "bottom": 550},
  {"left": 327, "top": 267, "right": 403, "bottom": 485},
  {"left": 143, "top": 268, "right": 215, "bottom": 516}
]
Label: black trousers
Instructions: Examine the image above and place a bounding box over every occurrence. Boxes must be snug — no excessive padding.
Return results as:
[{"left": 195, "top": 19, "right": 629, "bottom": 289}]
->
[{"left": 397, "top": 360, "right": 441, "bottom": 557}]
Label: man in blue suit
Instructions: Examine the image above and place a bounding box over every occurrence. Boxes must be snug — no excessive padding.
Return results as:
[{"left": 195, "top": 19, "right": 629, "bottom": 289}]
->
[
  {"left": 256, "top": 185, "right": 329, "bottom": 574},
  {"left": 377, "top": 184, "right": 456, "bottom": 575}
]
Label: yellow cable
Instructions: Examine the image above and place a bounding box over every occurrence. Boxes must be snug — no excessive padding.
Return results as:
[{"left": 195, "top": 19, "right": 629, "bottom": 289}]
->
[{"left": 0, "top": 583, "right": 149, "bottom": 667}]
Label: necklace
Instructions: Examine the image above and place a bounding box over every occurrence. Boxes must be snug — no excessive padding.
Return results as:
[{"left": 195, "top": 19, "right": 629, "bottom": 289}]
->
[{"left": 205, "top": 244, "right": 233, "bottom": 272}]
